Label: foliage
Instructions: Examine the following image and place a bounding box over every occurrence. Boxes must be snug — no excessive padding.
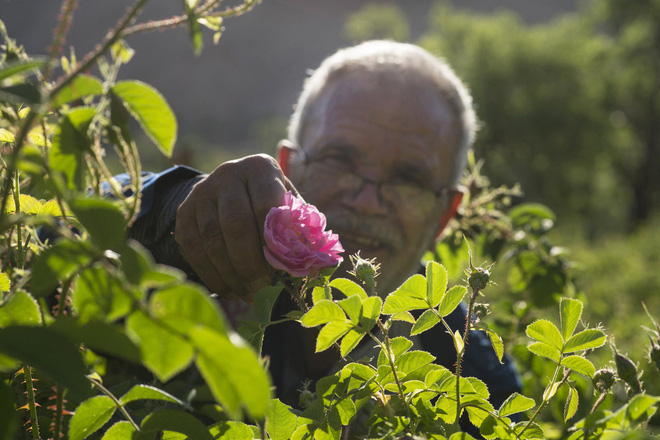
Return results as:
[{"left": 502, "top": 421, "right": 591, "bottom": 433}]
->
[{"left": 1, "top": 1, "right": 660, "bottom": 439}]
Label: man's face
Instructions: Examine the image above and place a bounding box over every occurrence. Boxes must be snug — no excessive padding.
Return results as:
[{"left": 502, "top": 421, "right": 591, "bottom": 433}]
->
[{"left": 288, "top": 72, "right": 461, "bottom": 295}]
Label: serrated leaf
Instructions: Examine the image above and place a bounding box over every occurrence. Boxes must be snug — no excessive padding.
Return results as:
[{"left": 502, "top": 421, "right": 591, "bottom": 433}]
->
[
  {"left": 126, "top": 310, "right": 195, "bottom": 382},
  {"left": 513, "top": 420, "right": 544, "bottom": 439},
  {"left": 453, "top": 330, "right": 464, "bottom": 354},
  {"left": 50, "top": 74, "right": 103, "bottom": 108},
  {"left": 527, "top": 342, "right": 561, "bottom": 363},
  {"left": 50, "top": 107, "right": 95, "bottom": 191},
  {"left": 390, "top": 311, "right": 415, "bottom": 323},
  {"left": 312, "top": 285, "right": 332, "bottom": 303},
  {"left": 526, "top": 319, "right": 564, "bottom": 351},
  {"left": 438, "top": 285, "right": 467, "bottom": 317},
  {"left": 340, "top": 328, "right": 366, "bottom": 358},
  {"left": 338, "top": 294, "right": 361, "bottom": 324},
  {"left": 317, "top": 321, "right": 353, "bottom": 352},
  {"left": 209, "top": 421, "right": 255, "bottom": 439},
  {"left": 542, "top": 381, "right": 561, "bottom": 401},
  {"left": 17, "top": 194, "right": 41, "bottom": 214},
  {"left": 72, "top": 263, "right": 134, "bottom": 323},
  {"left": 360, "top": 296, "right": 382, "bottom": 328},
  {"left": 426, "top": 261, "right": 448, "bottom": 308},
  {"left": 0, "top": 326, "right": 91, "bottom": 398},
  {"left": 69, "top": 197, "right": 127, "bottom": 251},
  {"left": 563, "top": 329, "right": 606, "bottom": 353},
  {"left": 301, "top": 300, "right": 346, "bottom": 327},
  {"left": 396, "top": 350, "right": 435, "bottom": 375},
  {"left": 498, "top": 392, "right": 535, "bottom": 417},
  {"left": 192, "top": 327, "right": 270, "bottom": 420},
  {"left": 37, "top": 199, "right": 68, "bottom": 217},
  {"left": 112, "top": 80, "right": 177, "bottom": 156},
  {"left": 392, "top": 274, "right": 427, "bottom": 299},
  {"left": 382, "top": 295, "right": 428, "bottom": 314},
  {"left": 336, "top": 397, "right": 357, "bottom": 425},
  {"left": 330, "top": 278, "right": 368, "bottom": 300},
  {"left": 149, "top": 283, "right": 227, "bottom": 333},
  {"left": 378, "top": 337, "right": 413, "bottom": 368},
  {"left": 560, "top": 298, "right": 583, "bottom": 341},
  {"left": 625, "top": 394, "right": 660, "bottom": 421},
  {"left": 69, "top": 396, "right": 117, "bottom": 440},
  {"left": 0, "top": 291, "right": 41, "bottom": 327},
  {"left": 0, "top": 128, "right": 14, "bottom": 143},
  {"left": 410, "top": 309, "right": 440, "bottom": 336},
  {"left": 0, "top": 272, "right": 9, "bottom": 292},
  {"left": 141, "top": 410, "right": 213, "bottom": 440},
  {"left": 30, "top": 239, "right": 93, "bottom": 297},
  {"left": 0, "top": 59, "right": 46, "bottom": 82},
  {"left": 120, "top": 384, "right": 187, "bottom": 408},
  {"left": 561, "top": 355, "right": 596, "bottom": 377},
  {"left": 564, "top": 385, "right": 579, "bottom": 422},
  {"left": 486, "top": 328, "right": 504, "bottom": 364},
  {"left": 424, "top": 366, "right": 453, "bottom": 388},
  {"left": 101, "top": 421, "right": 140, "bottom": 439},
  {"left": 266, "top": 399, "right": 298, "bottom": 440}
]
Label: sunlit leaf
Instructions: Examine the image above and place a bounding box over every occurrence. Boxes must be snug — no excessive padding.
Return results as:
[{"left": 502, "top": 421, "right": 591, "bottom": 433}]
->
[
  {"left": 0, "top": 291, "right": 41, "bottom": 327},
  {"left": 112, "top": 80, "right": 177, "bottom": 156},
  {"left": 50, "top": 75, "right": 103, "bottom": 109},
  {"left": 486, "top": 328, "right": 504, "bottom": 364},
  {"left": 338, "top": 294, "right": 362, "bottom": 324},
  {"left": 0, "top": 272, "right": 9, "bottom": 292},
  {"left": 301, "top": 300, "right": 346, "bottom": 327},
  {"left": 563, "top": 329, "right": 606, "bottom": 353},
  {"left": 438, "top": 285, "right": 467, "bottom": 317},
  {"left": 564, "top": 385, "right": 579, "bottom": 422},
  {"left": 209, "top": 421, "right": 255, "bottom": 439},
  {"left": 72, "top": 263, "right": 134, "bottom": 323},
  {"left": 120, "top": 384, "right": 188, "bottom": 408},
  {"left": 266, "top": 399, "right": 298, "bottom": 440},
  {"left": 30, "top": 239, "right": 93, "bottom": 297},
  {"left": 382, "top": 294, "right": 428, "bottom": 314},
  {"left": 0, "top": 59, "right": 45, "bottom": 81},
  {"left": 498, "top": 393, "right": 535, "bottom": 417},
  {"left": 561, "top": 355, "right": 595, "bottom": 377},
  {"left": 543, "top": 381, "right": 561, "bottom": 401},
  {"left": 527, "top": 341, "right": 561, "bottom": 363},
  {"left": 317, "top": 321, "right": 353, "bottom": 352},
  {"left": 360, "top": 296, "right": 382, "bottom": 328},
  {"left": 526, "top": 319, "right": 564, "bottom": 351},
  {"left": 330, "top": 278, "right": 368, "bottom": 300},
  {"left": 69, "top": 396, "right": 116, "bottom": 440},
  {"left": 50, "top": 107, "right": 95, "bottom": 191},
  {"left": 149, "top": 283, "right": 227, "bottom": 333},
  {"left": 390, "top": 311, "right": 415, "bottom": 323},
  {"left": 426, "top": 261, "right": 448, "bottom": 308},
  {"left": 68, "top": 197, "right": 127, "bottom": 251},
  {"left": 625, "top": 394, "right": 660, "bottom": 422},
  {"left": 559, "top": 298, "right": 583, "bottom": 341},
  {"left": 340, "top": 328, "right": 366, "bottom": 357},
  {"left": 141, "top": 410, "right": 213, "bottom": 440},
  {"left": 410, "top": 309, "right": 440, "bottom": 336},
  {"left": 396, "top": 350, "right": 435, "bottom": 375},
  {"left": 0, "top": 128, "right": 14, "bottom": 143}
]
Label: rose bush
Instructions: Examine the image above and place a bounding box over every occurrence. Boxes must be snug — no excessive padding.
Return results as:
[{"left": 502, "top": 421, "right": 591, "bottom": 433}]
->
[{"left": 263, "top": 191, "right": 344, "bottom": 277}]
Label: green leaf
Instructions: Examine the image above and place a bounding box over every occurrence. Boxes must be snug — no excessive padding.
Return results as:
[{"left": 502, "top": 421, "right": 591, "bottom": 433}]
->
[
  {"left": 382, "top": 295, "right": 428, "bottom": 314},
  {"left": 410, "top": 309, "right": 440, "bottom": 336},
  {"left": 498, "top": 392, "right": 535, "bottom": 417},
  {"left": 7, "top": 194, "right": 42, "bottom": 214},
  {"left": 183, "top": 0, "right": 203, "bottom": 55},
  {"left": 396, "top": 350, "right": 435, "bottom": 375},
  {"left": 563, "top": 329, "right": 606, "bottom": 353},
  {"left": 120, "top": 384, "right": 188, "bottom": 408},
  {"left": 50, "top": 107, "right": 96, "bottom": 191},
  {"left": 527, "top": 342, "right": 561, "bottom": 363},
  {"left": 438, "top": 285, "right": 467, "bottom": 317},
  {"left": 0, "top": 272, "right": 8, "bottom": 292},
  {"left": 209, "top": 421, "right": 255, "bottom": 439},
  {"left": 50, "top": 317, "right": 141, "bottom": 363},
  {"left": 390, "top": 311, "right": 415, "bottom": 323},
  {"left": 0, "top": 291, "right": 41, "bottom": 327},
  {"left": 0, "top": 326, "right": 91, "bottom": 398},
  {"left": 509, "top": 203, "right": 556, "bottom": 226},
  {"left": 68, "top": 197, "right": 127, "bottom": 251},
  {"left": 301, "top": 300, "right": 346, "bottom": 327},
  {"left": 112, "top": 80, "right": 177, "bottom": 156},
  {"left": 340, "top": 328, "right": 366, "bottom": 357},
  {"left": 0, "top": 59, "right": 46, "bottom": 82},
  {"left": 30, "top": 239, "right": 93, "bottom": 297},
  {"left": 120, "top": 240, "right": 185, "bottom": 289},
  {"left": 338, "top": 294, "right": 362, "bottom": 324},
  {"left": 0, "top": 128, "right": 14, "bottom": 143},
  {"left": 317, "top": 321, "right": 353, "bottom": 352},
  {"left": 564, "top": 385, "right": 579, "bottom": 422},
  {"left": 392, "top": 274, "right": 427, "bottom": 299},
  {"left": 426, "top": 261, "right": 448, "bottom": 308},
  {"left": 486, "top": 328, "right": 504, "bottom": 364},
  {"left": 312, "top": 285, "right": 332, "bottom": 303},
  {"left": 377, "top": 337, "right": 413, "bottom": 368},
  {"left": 336, "top": 397, "right": 357, "bottom": 425},
  {"left": 102, "top": 421, "right": 150, "bottom": 439},
  {"left": 126, "top": 310, "right": 195, "bottom": 382},
  {"left": 141, "top": 410, "right": 213, "bottom": 440},
  {"left": 329, "top": 278, "right": 368, "bottom": 300},
  {"left": 0, "top": 381, "right": 19, "bottom": 439},
  {"left": 561, "top": 355, "right": 596, "bottom": 377},
  {"left": 38, "top": 199, "right": 68, "bottom": 217},
  {"left": 625, "top": 394, "right": 660, "bottom": 422},
  {"left": 149, "top": 283, "right": 227, "bottom": 333},
  {"left": 192, "top": 327, "right": 271, "bottom": 420},
  {"left": 526, "top": 319, "right": 564, "bottom": 351},
  {"left": 69, "top": 396, "right": 116, "bottom": 440},
  {"left": 559, "top": 298, "right": 583, "bottom": 341},
  {"left": 542, "top": 382, "right": 561, "bottom": 401},
  {"left": 0, "top": 83, "right": 42, "bottom": 104},
  {"left": 50, "top": 74, "right": 103, "bottom": 108},
  {"left": 360, "top": 296, "right": 382, "bottom": 328},
  {"left": 452, "top": 330, "right": 464, "bottom": 354},
  {"left": 72, "top": 263, "right": 134, "bottom": 323},
  {"left": 266, "top": 399, "right": 298, "bottom": 440}
]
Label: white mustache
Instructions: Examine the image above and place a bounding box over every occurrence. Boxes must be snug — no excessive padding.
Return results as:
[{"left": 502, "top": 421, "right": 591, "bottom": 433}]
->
[{"left": 325, "top": 212, "right": 404, "bottom": 251}]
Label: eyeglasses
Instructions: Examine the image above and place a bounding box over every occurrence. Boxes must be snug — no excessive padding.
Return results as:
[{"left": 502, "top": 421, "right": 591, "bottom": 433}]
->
[{"left": 298, "top": 148, "right": 450, "bottom": 208}]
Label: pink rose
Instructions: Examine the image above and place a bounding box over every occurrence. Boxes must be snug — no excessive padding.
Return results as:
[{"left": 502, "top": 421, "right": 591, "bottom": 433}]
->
[{"left": 263, "top": 191, "right": 344, "bottom": 277}]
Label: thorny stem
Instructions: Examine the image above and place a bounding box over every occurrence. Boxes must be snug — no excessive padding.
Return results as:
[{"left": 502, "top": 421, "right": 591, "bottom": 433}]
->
[
  {"left": 48, "top": 0, "right": 150, "bottom": 100},
  {"left": 453, "top": 285, "right": 480, "bottom": 426},
  {"left": 12, "top": 172, "right": 24, "bottom": 269},
  {"left": 373, "top": 321, "right": 413, "bottom": 422},
  {"left": 519, "top": 366, "right": 571, "bottom": 437},
  {"left": 50, "top": 385, "right": 66, "bottom": 439},
  {"left": 43, "top": 0, "right": 79, "bottom": 82},
  {"left": 88, "top": 376, "right": 141, "bottom": 431},
  {"left": 22, "top": 365, "right": 40, "bottom": 440}
]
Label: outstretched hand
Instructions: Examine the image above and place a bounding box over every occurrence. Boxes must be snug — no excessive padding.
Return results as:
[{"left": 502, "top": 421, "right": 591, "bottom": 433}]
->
[{"left": 175, "top": 154, "right": 298, "bottom": 302}]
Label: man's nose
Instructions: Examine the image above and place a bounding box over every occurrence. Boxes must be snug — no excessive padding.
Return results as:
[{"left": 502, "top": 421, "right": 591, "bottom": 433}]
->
[{"left": 341, "top": 180, "right": 389, "bottom": 216}]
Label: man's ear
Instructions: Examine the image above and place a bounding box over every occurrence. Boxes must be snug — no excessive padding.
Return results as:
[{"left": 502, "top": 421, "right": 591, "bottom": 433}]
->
[
  {"left": 435, "top": 189, "right": 464, "bottom": 239},
  {"left": 277, "top": 139, "right": 296, "bottom": 178}
]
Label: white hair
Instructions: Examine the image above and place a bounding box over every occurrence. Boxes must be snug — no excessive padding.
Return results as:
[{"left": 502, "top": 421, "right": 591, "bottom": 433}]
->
[{"left": 287, "top": 40, "right": 477, "bottom": 185}]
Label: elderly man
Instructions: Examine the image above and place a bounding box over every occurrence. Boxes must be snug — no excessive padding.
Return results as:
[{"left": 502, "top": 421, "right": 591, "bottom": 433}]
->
[{"left": 129, "top": 41, "right": 520, "bottom": 425}]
